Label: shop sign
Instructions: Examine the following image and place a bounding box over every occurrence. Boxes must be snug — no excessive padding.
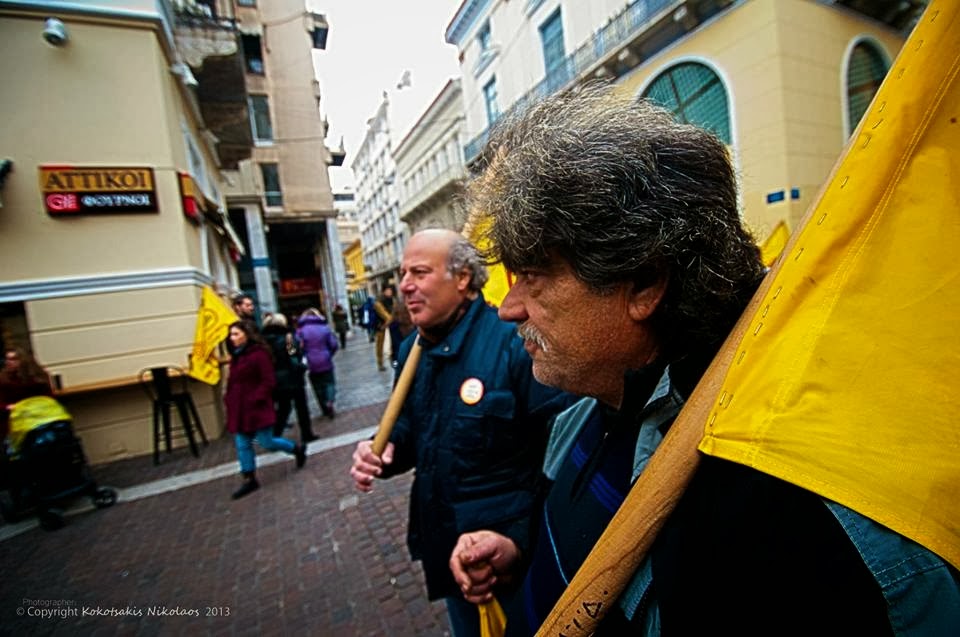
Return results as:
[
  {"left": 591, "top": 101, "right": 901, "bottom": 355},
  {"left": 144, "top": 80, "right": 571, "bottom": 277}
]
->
[
  {"left": 279, "top": 277, "right": 321, "bottom": 295},
  {"left": 39, "top": 165, "right": 157, "bottom": 215},
  {"left": 178, "top": 172, "right": 202, "bottom": 223}
]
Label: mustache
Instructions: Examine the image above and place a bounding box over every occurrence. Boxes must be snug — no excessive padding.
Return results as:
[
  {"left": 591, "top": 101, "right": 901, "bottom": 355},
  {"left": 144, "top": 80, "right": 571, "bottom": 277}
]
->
[{"left": 518, "top": 323, "right": 548, "bottom": 352}]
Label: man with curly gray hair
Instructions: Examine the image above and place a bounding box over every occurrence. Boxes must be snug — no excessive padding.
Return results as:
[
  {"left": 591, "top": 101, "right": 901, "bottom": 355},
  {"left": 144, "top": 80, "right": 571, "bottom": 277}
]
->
[
  {"left": 447, "top": 85, "right": 925, "bottom": 635},
  {"left": 350, "top": 228, "right": 573, "bottom": 636}
]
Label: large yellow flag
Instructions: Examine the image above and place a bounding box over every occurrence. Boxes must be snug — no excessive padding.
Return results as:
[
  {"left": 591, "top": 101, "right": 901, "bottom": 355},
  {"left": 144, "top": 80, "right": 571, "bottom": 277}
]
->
[
  {"left": 187, "top": 287, "right": 237, "bottom": 385},
  {"left": 699, "top": 1, "right": 960, "bottom": 568}
]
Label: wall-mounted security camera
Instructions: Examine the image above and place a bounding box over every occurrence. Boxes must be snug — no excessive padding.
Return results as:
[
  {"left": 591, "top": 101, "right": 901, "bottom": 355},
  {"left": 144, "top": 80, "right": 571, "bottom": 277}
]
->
[{"left": 43, "top": 17, "right": 68, "bottom": 46}]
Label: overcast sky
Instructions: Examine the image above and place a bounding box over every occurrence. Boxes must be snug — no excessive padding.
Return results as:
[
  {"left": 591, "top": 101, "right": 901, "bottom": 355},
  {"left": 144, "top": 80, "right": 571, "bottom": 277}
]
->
[{"left": 311, "top": 1, "right": 463, "bottom": 191}]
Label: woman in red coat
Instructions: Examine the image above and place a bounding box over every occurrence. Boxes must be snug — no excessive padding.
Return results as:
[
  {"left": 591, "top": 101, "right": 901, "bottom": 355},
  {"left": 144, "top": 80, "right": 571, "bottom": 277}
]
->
[{"left": 224, "top": 321, "right": 306, "bottom": 499}]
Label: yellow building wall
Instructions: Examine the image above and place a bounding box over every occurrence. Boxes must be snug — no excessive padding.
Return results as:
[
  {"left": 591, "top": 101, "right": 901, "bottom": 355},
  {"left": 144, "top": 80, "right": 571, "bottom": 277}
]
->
[
  {"left": 0, "top": 12, "right": 236, "bottom": 463},
  {"left": 344, "top": 242, "right": 367, "bottom": 291},
  {"left": 0, "top": 18, "right": 201, "bottom": 279},
  {"left": 617, "top": 1, "right": 905, "bottom": 244}
]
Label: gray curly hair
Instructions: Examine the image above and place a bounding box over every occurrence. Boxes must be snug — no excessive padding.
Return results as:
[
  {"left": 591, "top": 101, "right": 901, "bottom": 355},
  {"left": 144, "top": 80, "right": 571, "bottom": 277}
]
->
[
  {"left": 467, "top": 83, "right": 764, "bottom": 356},
  {"left": 447, "top": 235, "right": 489, "bottom": 293}
]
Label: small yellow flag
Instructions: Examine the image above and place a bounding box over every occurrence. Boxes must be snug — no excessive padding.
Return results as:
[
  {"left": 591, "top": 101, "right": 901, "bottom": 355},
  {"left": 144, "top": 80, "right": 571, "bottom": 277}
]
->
[
  {"left": 479, "top": 598, "right": 506, "bottom": 637},
  {"left": 759, "top": 220, "right": 789, "bottom": 267},
  {"left": 187, "top": 287, "right": 237, "bottom": 385},
  {"left": 464, "top": 214, "right": 514, "bottom": 307}
]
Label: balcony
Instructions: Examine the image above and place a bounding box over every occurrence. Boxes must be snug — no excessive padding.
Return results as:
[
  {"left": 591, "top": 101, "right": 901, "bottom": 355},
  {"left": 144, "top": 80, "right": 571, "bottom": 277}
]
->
[
  {"left": 464, "top": 0, "right": 727, "bottom": 164},
  {"left": 398, "top": 163, "right": 466, "bottom": 223},
  {"left": 171, "top": 0, "right": 252, "bottom": 168}
]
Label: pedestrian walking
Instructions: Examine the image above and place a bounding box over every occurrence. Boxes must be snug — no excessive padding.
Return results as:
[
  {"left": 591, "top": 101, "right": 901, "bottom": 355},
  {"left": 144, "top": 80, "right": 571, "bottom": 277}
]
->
[
  {"left": 350, "top": 229, "right": 575, "bottom": 636},
  {"left": 297, "top": 308, "right": 339, "bottom": 419},
  {"left": 224, "top": 320, "right": 306, "bottom": 499},
  {"left": 388, "top": 300, "right": 414, "bottom": 366},
  {"left": 261, "top": 314, "right": 317, "bottom": 443},
  {"left": 332, "top": 303, "right": 349, "bottom": 349},
  {"left": 373, "top": 287, "right": 395, "bottom": 371}
]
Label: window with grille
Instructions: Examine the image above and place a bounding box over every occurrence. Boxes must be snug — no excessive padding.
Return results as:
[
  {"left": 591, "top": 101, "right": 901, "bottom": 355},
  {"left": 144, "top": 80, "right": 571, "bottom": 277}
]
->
[
  {"left": 540, "top": 10, "right": 565, "bottom": 77},
  {"left": 242, "top": 34, "right": 264, "bottom": 75},
  {"left": 260, "top": 163, "right": 282, "bottom": 207},
  {"left": 483, "top": 78, "right": 500, "bottom": 126},
  {"left": 642, "top": 62, "right": 731, "bottom": 145},
  {"left": 846, "top": 42, "right": 888, "bottom": 137},
  {"left": 478, "top": 21, "right": 492, "bottom": 53},
  {"left": 249, "top": 95, "right": 273, "bottom": 142}
]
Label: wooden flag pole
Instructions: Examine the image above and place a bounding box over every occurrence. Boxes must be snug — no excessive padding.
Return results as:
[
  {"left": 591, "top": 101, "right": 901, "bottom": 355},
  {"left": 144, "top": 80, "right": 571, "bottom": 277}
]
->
[{"left": 371, "top": 337, "right": 422, "bottom": 456}]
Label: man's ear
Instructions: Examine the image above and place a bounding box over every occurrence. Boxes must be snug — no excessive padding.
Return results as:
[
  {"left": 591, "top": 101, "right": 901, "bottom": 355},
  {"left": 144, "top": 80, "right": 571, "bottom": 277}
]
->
[
  {"left": 627, "top": 273, "right": 668, "bottom": 322},
  {"left": 455, "top": 268, "right": 472, "bottom": 292}
]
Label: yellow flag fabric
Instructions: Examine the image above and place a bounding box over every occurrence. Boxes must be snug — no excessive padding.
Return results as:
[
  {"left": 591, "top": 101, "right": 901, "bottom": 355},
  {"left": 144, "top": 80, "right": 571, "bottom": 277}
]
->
[
  {"left": 758, "top": 220, "right": 789, "bottom": 267},
  {"left": 464, "top": 214, "right": 514, "bottom": 307},
  {"left": 187, "top": 287, "right": 237, "bottom": 385},
  {"left": 479, "top": 598, "right": 506, "bottom": 637},
  {"left": 699, "top": 2, "right": 960, "bottom": 569}
]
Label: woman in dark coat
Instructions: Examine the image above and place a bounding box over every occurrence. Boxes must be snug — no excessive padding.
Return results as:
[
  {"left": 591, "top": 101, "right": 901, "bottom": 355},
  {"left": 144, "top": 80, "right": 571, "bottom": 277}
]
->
[
  {"left": 224, "top": 320, "right": 306, "bottom": 499},
  {"left": 1, "top": 346, "right": 54, "bottom": 442},
  {"left": 261, "top": 313, "right": 317, "bottom": 443}
]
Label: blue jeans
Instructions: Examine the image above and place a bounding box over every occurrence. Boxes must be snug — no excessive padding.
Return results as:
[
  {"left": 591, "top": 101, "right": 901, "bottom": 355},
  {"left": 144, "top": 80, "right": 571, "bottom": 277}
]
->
[
  {"left": 308, "top": 370, "right": 336, "bottom": 412},
  {"left": 234, "top": 429, "right": 295, "bottom": 473},
  {"left": 445, "top": 596, "right": 480, "bottom": 637}
]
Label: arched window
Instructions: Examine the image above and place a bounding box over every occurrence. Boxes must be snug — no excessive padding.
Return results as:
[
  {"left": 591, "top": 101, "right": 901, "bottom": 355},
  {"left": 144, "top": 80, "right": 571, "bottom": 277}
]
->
[
  {"left": 846, "top": 41, "right": 889, "bottom": 136},
  {"left": 642, "top": 62, "right": 731, "bottom": 144}
]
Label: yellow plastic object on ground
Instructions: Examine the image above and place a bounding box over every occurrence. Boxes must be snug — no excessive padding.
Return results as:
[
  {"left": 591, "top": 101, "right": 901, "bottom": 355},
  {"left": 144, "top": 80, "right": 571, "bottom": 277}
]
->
[
  {"left": 699, "top": 1, "right": 960, "bottom": 569},
  {"left": 7, "top": 395, "right": 72, "bottom": 454},
  {"left": 187, "top": 286, "right": 238, "bottom": 385}
]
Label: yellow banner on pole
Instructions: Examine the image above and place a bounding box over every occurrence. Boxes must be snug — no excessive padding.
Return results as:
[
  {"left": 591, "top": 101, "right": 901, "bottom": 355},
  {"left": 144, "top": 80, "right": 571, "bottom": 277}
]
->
[
  {"left": 464, "top": 214, "right": 514, "bottom": 307},
  {"left": 759, "top": 220, "right": 789, "bottom": 267},
  {"left": 699, "top": 1, "right": 960, "bottom": 568},
  {"left": 187, "top": 287, "right": 237, "bottom": 385}
]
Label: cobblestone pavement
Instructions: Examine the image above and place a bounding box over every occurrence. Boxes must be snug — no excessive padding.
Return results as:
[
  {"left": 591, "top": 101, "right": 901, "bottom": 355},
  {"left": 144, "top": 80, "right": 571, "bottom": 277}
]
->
[{"left": 0, "top": 333, "right": 452, "bottom": 636}]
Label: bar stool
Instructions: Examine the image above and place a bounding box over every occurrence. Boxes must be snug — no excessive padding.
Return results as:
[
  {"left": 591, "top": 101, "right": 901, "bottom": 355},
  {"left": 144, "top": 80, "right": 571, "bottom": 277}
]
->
[{"left": 138, "top": 366, "right": 208, "bottom": 464}]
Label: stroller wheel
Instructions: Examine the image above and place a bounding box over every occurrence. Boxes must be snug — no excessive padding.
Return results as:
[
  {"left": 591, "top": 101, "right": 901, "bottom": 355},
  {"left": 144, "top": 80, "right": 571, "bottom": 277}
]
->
[
  {"left": 39, "top": 508, "right": 66, "bottom": 531},
  {"left": 0, "top": 491, "right": 22, "bottom": 523},
  {"left": 93, "top": 487, "right": 117, "bottom": 509}
]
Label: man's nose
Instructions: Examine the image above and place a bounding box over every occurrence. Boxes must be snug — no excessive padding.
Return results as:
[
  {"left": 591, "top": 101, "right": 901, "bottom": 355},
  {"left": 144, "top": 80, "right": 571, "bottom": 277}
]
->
[{"left": 497, "top": 286, "right": 527, "bottom": 323}]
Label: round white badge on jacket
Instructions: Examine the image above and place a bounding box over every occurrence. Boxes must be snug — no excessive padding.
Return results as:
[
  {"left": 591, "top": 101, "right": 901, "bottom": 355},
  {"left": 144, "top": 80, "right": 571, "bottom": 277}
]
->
[{"left": 459, "top": 378, "right": 484, "bottom": 405}]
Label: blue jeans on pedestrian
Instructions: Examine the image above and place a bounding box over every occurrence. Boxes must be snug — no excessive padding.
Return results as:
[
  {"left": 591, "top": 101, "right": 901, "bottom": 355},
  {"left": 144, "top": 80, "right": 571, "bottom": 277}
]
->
[
  {"left": 308, "top": 370, "right": 336, "bottom": 415},
  {"left": 234, "top": 429, "right": 295, "bottom": 473},
  {"left": 445, "top": 596, "right": 480, "bottom": 637}
]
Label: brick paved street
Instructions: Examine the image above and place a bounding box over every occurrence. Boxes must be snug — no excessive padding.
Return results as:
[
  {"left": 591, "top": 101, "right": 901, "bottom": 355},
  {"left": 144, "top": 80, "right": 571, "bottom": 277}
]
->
[{"left": 0, "top": 333, "right": 451, "bottom": 636}]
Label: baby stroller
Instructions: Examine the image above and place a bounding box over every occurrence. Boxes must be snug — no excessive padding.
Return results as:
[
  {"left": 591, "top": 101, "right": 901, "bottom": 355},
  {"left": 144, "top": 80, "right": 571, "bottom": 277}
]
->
[{"left": 0, "top": 396, "right": 117, "bottom": 530}]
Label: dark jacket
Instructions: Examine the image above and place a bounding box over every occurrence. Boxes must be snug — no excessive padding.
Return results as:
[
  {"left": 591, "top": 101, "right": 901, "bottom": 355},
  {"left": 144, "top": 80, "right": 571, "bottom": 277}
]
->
[
  {"left": 383, "top": 294, "right": 574, "bottom": 600},
  {"left": 296, "top": 314, "right": 339, "bottom": 374},
  {"left": 261, "top": 324, "right": 305, "bottom": 390},
  {"left": 223, "top": 344, "right": 275, "bottom": 434},
  {"left": 332, "top": 308, "right": 349, "bottom": 334}
]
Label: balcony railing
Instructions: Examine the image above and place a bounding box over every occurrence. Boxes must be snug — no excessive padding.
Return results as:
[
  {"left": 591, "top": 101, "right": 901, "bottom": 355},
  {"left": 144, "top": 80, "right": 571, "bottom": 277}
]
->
[
  {"left": 398, "top": 162, "right": 467, "bottom": 222},
  {"left": 464, "top": 0, "right": 680, "bottom": 164},
  {"left": 171, "top": 0, "right": 236, "bottom": 29}
]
